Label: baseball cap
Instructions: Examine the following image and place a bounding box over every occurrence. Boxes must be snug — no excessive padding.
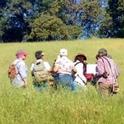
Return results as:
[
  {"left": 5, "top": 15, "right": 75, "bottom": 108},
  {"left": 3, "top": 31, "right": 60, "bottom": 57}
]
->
[{"left": 16, "top": 50, "right": 28, "bottom": 58}]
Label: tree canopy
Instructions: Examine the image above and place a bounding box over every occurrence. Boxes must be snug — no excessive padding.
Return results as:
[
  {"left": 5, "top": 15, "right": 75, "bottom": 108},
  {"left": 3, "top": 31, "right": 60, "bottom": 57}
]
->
[{"left": 0, "top": 0, "right": 124, "bottom": 42}]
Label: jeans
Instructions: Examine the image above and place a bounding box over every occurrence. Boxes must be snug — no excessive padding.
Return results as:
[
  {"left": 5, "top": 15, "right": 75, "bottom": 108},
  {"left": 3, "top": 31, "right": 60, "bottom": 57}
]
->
[{"left": 57, "top": 74, "right": 76, "bottom": 91}]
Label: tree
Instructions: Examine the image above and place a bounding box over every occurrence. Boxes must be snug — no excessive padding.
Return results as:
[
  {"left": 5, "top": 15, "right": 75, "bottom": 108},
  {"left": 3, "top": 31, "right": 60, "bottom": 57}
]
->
[
  {"left": 1, "top": 0, "right": 32, "bottom": 42},
  {"left": 100, "top": 0, "right": 124, "bottom": 38},
  {"left": 0, "top": 0, "right": 7, "bottom": 8},
  {"left": 78, "top": 0, "right": 102, "bottom": 38},
  {"left": 28, "top": 14, "right": 81, "bottom": 41},
  {"left": 108, "top": 0, "right": 124, "bottom": 37}
]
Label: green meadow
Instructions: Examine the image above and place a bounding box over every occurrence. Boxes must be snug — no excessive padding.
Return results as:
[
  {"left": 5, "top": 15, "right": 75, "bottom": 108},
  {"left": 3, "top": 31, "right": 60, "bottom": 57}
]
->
[{"left": 0, "top": 39, "right": 124, "bottom": 124}]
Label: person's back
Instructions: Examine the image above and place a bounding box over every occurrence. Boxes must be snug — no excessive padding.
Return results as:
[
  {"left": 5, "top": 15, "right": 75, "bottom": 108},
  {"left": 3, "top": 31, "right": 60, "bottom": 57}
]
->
[
  {"left": 55, "top": 56, "right": 74, "bottom": 75},
  {"left": 32, "top": 59, "right": 52, "bottom": 82},
  {"left": 31, "top": 50, "right": 53, "bottom": 91},
  {"left": 96, "top": 48, "right": 119, "bottom": 95},
  {"left": 73, "top": 54, "right": 87, "bottom": 87},
  {"left": 97, "top": 56, "right": 119, "bottom": 85},
  {"left": 53, "top": 48, "right": 76, "bottom": 90}
]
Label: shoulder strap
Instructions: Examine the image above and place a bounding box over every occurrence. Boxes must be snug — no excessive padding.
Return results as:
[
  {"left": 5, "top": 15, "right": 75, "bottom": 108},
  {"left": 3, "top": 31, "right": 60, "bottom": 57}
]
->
[
  {"left": 74, "top": 61, "right": 86, "bottom": 74},
  {"left": 100, "top": 57, "right": 107, "bottom": 72},
  {"left": 74, "top": 61, "right": 81, "bottom": 66},
  {"left": 101, "top": 57, "right": 116, "bottom": 80},
  {"left": 102, "top": 57, "right": 115, "bottom": 78},
  {"left": 102, "top": 57, "right": 112, "bottom": 69}
]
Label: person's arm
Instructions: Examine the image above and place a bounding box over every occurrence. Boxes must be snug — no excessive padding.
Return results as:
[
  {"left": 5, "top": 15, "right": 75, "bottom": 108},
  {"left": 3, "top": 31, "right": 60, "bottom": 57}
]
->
[
  {"left": 53, "top": 64, "right": 60, "bottom": 73},
  {"left": 30, "top": 63, "right": 35, "bottom": 76},
  {"left": 22, "top": 78, "right": 27, "bottom": 88},
  {"left": 18, "top": 63, "right": 28, "bottom": 87}
]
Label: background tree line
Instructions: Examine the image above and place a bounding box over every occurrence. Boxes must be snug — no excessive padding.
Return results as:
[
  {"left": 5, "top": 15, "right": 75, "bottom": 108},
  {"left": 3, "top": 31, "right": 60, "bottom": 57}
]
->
[{"left": 0, "top": 0, "right": 124, "bottom": 42}]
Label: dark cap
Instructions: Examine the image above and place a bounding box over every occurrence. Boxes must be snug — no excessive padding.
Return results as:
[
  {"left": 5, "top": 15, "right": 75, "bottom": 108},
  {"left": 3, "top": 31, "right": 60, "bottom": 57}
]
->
[{"left": 35, "top": 50, "right": 44, "bottom": 59}]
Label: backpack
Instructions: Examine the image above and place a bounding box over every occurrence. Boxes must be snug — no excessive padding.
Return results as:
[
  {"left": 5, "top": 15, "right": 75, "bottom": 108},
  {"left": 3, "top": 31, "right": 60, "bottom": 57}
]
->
[
  {"left": 8, "top": 64, "right": 17, "bottom": 80},
  {"left": 32, "top": 61, "right": 50, "bottom": 83}
]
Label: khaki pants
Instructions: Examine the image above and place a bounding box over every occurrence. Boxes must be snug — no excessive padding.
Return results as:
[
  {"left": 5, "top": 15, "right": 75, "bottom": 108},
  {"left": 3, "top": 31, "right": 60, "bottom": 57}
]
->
[{"left": 97, "top": 82, "right": 113, "bottom": 96}]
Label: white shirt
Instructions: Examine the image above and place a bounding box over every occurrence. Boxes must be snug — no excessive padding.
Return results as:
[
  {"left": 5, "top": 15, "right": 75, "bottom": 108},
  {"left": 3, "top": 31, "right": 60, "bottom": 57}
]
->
[
  {"left": 74, "top": 60, "right": 87, "bottom": 87},
  {"left": 12, "top": 59, "right": 28, "bottom": 87}
]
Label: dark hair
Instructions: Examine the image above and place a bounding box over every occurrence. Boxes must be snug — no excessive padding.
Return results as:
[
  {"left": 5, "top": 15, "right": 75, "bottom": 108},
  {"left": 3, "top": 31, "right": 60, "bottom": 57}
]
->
[
  {"left": 35, "top": 50, "right": 43, "bottom": 60},
  {"left": 74, "top": 54, "right": 87, "bottom": 63}
]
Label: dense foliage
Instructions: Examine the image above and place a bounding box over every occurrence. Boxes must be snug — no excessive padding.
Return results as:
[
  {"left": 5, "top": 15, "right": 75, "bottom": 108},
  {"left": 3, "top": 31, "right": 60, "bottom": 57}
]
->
[{"left": 0, "top": 0, "right": 124, "bottom": 42}]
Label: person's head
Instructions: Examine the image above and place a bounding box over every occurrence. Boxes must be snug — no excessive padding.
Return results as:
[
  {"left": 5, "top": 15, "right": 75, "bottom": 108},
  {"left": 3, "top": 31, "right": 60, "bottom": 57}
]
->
[
  {"left": 74, "top": 54, "right": 87, "bottom": 63},
  {"left": 35, "top": 50, "right": 44, "bottom": 60},
  {"left": 59, "top": 48, "right": 68, "bottom": 57},
  {"left": 98, "top": 48, "right": 108, "bottom": 57},
  {"left": 16, "top": 50, "right": 27, "bottom": 60}
]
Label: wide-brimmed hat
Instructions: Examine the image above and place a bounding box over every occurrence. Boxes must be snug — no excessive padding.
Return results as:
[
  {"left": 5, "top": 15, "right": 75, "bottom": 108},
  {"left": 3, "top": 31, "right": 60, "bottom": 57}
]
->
[
  {"left": 59, "top": 48, "right": 68, "bottom": 56},
  {"left": 98, "top": 48, "right": 107, "bottom": 56},
  {"left": 74, "top": 54, "right": 87, "bottom": 62}
]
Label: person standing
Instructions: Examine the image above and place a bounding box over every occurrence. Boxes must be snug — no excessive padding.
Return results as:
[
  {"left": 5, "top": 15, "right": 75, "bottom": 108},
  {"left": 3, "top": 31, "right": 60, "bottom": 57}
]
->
[
  {"left": 8, "top": 50, "right": 28, "bottom": 88},
  {"left": 31, "top": 50, "right": 53, "bottom": 91},
  {"left": 96, "top": 48, "right": 119, "bottom": 96},
  {"left": 53, "top": 48, "right": 77, "bottom": 91}
]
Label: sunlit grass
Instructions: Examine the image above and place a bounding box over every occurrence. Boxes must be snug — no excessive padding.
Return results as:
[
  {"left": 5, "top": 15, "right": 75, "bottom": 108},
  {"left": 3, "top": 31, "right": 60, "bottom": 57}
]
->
[{"left": 0, "top": 39, "right": 124, "bottom": 124}]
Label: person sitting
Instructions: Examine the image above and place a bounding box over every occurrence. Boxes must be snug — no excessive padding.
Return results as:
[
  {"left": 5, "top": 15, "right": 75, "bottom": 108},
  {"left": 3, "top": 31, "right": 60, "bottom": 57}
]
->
[
  {"left": 52, "top": 48, "right": 77, "bottom": 91},
  {"left": 31, "top": 50, "right": 54, "bottom": 91}
]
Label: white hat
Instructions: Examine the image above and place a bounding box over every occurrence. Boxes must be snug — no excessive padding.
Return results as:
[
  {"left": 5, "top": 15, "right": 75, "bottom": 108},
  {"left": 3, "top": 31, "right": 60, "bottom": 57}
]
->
[{"left": 59, "top": 48, "right": 68, "bottom": 56}]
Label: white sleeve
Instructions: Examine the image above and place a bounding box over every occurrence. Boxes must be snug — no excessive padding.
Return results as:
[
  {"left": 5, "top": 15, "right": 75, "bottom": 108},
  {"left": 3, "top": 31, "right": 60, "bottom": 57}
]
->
[{"left": 44, "top": 62, "right": 51, "bottom": 71}]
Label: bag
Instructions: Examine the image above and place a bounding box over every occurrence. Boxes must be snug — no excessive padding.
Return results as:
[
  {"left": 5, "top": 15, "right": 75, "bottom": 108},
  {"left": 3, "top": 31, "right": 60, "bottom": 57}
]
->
[
  {"left": 32, "top": 61, "right": 49, "bottom": 83},
  {"left": 112, "top": 83, "right": 119, "bottom": 94},
  {"left": 84, "top": 73, "right": 94, "bottom": 82},
  {"left": 8, "top": 64, "right": 17, "bottom": 80},
  {"left": 8, "top": 61, "right": 25, "bottom": 83}
]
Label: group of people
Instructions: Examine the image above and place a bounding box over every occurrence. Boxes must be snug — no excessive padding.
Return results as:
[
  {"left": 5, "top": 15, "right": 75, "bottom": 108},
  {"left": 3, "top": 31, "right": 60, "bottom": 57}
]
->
[{"left": 8, "top": 48, "right": 120, "bottom": 96}]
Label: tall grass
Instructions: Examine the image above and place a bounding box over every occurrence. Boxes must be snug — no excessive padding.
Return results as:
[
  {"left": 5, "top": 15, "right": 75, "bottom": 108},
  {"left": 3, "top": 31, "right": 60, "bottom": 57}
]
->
[{"left": 0, "top": 39, "right": 124, "bottom": 124}]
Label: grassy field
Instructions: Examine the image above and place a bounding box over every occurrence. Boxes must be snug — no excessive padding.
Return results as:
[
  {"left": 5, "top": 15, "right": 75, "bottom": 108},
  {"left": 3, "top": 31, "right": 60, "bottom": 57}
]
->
[{"left": 0, "top": 39, "right": 124, "bottom": 124}]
